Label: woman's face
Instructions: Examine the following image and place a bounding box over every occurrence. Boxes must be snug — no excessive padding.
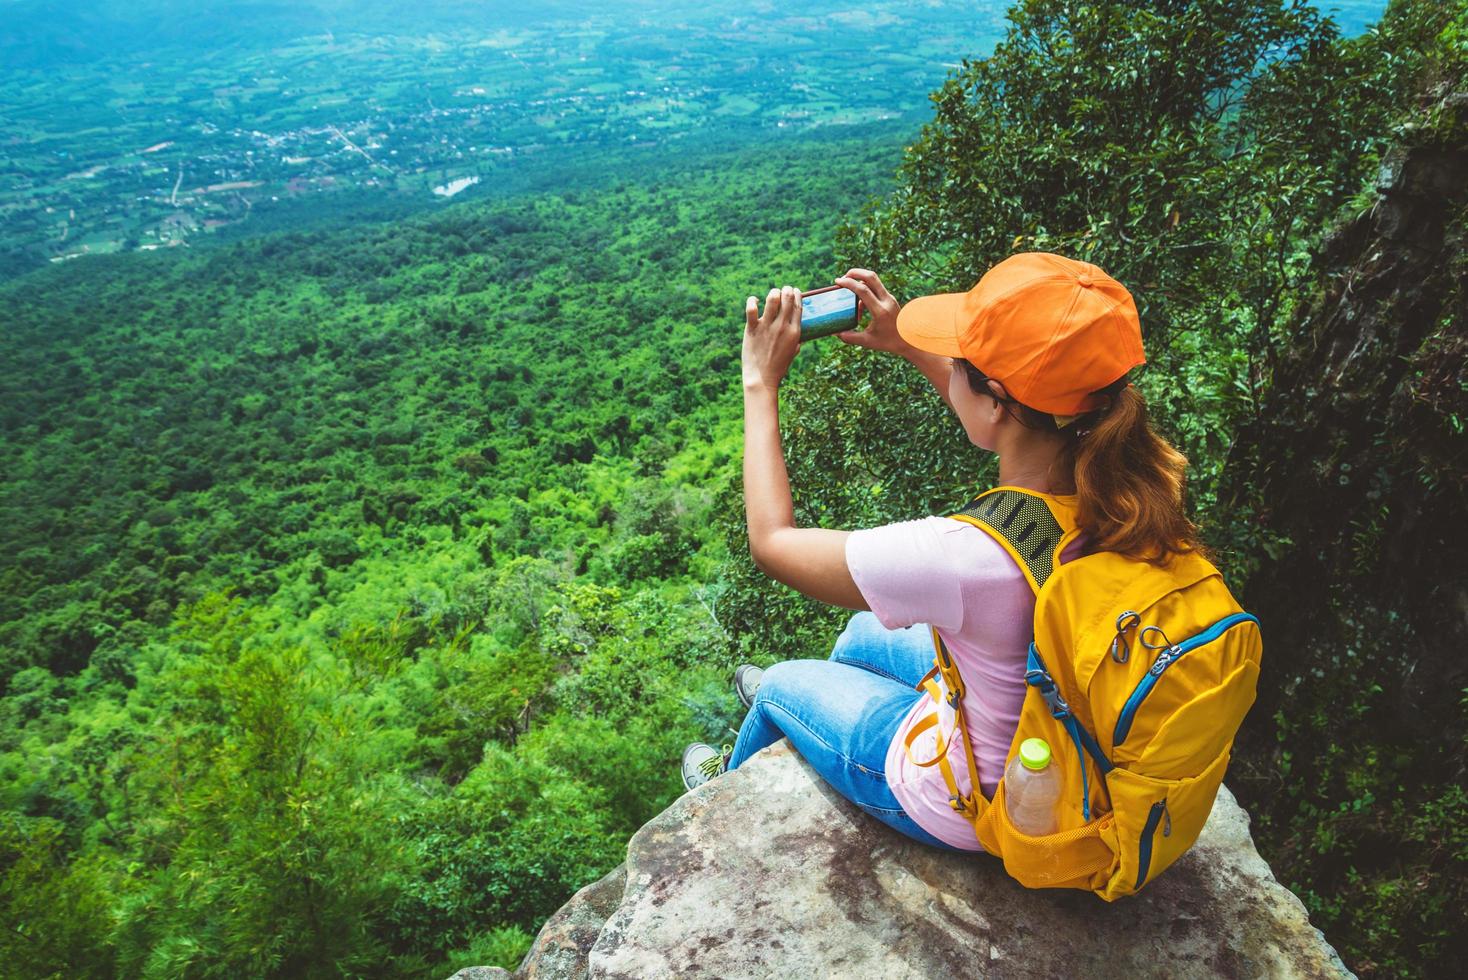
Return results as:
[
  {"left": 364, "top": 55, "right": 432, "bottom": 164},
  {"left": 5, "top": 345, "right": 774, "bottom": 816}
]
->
[{"left": 949, "top": 359, "right": 1002, "bottom": 451}]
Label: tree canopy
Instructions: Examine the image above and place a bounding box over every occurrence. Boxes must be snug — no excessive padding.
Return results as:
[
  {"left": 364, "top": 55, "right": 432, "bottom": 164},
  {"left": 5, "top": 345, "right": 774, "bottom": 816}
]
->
[{"left": 2, "top": 2, "right": 1464, "bottom": 977}]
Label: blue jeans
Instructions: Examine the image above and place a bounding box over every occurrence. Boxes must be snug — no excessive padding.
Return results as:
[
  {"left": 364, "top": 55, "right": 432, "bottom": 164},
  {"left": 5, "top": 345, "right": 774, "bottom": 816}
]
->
[{"left": 728, "top": 611, "right": 964, "bottom": 852}]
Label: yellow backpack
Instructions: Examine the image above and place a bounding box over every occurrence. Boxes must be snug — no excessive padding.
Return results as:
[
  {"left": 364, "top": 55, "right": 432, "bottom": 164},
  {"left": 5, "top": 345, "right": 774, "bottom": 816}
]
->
[{"left": 903, "top": 486, "right": 1262, "bottom": 899}]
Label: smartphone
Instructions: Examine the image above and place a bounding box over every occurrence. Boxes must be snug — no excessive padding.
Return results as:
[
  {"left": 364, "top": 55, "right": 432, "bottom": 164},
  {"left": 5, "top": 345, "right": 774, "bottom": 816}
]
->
[{"left": 798, "top": 284, "right": 863, "bottom": 340}]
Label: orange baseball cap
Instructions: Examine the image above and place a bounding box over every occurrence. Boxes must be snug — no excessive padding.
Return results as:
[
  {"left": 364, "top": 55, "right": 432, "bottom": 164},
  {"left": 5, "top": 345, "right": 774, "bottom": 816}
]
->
[{"left": 895, "top": 252, "right": 1145, "bottom": 415}]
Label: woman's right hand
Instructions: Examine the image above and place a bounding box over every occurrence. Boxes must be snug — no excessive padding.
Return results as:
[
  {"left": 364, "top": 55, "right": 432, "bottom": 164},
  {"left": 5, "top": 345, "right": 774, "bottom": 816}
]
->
[{"left": 832, "top": 269, "right": 914, "bottom": 357}]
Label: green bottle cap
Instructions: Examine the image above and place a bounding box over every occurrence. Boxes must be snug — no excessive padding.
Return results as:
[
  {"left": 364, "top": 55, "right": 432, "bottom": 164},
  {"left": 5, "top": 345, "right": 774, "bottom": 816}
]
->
[{"left": 1019, "top": 737, "right": 1052, "bottom": 771}]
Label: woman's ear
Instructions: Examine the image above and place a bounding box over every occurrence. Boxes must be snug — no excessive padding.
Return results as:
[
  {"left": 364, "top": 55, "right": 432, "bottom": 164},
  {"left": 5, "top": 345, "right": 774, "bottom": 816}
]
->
[{"left": 987, "top": 380, "right": 1011, "bottom": 422}]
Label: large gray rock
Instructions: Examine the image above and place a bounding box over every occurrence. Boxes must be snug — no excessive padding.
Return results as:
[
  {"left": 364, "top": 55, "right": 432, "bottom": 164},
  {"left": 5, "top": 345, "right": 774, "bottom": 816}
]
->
[
  {"left": 519, "top": 864, "right": 627, "bottom": 979},
  {"left": 505, "top": 741, "right": 1351, "bottom": 979}
]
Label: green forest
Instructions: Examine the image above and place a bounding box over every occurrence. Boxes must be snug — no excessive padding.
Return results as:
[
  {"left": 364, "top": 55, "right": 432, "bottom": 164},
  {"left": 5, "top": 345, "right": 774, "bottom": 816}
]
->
[{"left": 2, "top": 1, "right": 1465, "bottom": 977}]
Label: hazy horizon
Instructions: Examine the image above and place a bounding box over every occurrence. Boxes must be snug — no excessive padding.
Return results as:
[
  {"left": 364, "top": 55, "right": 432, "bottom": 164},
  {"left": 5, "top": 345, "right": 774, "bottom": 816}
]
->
[{"left": 0, "top": 0, "right": 1390, "bottom": 273}]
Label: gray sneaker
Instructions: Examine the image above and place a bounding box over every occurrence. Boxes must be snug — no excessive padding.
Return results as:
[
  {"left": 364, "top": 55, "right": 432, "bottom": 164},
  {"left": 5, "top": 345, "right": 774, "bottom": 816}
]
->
[
  {"left": 734, "top": 664, "right": 765, "bottom": 709},
  {"left": 681, "top": 742, "right": 732, "bottom": 790}
]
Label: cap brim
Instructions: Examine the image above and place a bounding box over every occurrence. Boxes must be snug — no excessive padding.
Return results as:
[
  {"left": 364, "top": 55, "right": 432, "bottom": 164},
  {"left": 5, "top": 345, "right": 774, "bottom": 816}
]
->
[{"left": 896, "top": 293, "right": 966, "bottom": 358}]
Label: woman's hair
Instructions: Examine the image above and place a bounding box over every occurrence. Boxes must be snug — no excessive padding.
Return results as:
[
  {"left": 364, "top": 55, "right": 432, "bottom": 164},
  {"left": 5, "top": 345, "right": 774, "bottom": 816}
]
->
[{"left": 958, "top": 360, "right": 1203, "bottom": 563}]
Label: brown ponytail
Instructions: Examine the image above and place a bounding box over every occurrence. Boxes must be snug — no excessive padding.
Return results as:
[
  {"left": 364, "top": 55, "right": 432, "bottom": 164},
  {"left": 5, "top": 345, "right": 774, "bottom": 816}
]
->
[
  {"left": 1070, "top": 385, "right": 1202, "bottom": 563},
  {"left": 957, "top": 360, "right": 1203, "bottom": 562}
]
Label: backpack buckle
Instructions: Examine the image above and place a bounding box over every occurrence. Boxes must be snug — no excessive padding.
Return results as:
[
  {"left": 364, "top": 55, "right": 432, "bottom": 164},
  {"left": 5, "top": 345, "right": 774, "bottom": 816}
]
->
[{"left": 1025, "top": 666, "right": 1070, "bottom": 718}]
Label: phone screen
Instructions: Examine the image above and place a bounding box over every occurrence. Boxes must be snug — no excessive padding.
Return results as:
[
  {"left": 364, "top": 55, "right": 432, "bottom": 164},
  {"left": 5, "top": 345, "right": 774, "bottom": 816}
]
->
[{"left": 800, "top": 287, "right": 858, "bottom": 339}]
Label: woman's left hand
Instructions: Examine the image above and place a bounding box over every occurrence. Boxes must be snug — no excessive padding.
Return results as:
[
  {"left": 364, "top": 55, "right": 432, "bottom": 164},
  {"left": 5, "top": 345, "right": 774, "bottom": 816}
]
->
[{"left": 742, "top": 285, "right": 803, "bottom": 391}]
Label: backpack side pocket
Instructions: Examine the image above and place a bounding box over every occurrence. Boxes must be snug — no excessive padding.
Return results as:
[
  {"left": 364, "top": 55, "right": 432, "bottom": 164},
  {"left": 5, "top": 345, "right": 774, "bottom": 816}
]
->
[
  {"left": 1099, "top": 747, "right": 1231, "bottom": 900},
  {"left": 983, "top": 780, "right": 1115, "bottom": 891}
]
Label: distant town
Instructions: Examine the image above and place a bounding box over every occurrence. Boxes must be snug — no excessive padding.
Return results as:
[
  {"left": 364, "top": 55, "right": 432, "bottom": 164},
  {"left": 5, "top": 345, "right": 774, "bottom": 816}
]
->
[{"left": 0, "top": 5, "right": 1008, "bottom": 271}]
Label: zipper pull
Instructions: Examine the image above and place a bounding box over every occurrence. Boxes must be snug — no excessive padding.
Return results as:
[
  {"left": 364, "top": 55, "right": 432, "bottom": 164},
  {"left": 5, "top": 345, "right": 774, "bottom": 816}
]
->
[
  {"left": 1161, "top": 800, "right": 1172, "bottom": 838},
  {"left": 1140, "top": 625, "right": 1179, "bottom": 675},
  {"left": 1148, "top": 646, "right": 1183, "bottom": 676}
]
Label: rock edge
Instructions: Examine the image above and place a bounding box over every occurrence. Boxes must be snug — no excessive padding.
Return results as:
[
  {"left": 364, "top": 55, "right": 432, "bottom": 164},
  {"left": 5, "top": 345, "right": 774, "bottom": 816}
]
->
[{"left": 488, "top": 741, "right": 1352, "bottom": 979}]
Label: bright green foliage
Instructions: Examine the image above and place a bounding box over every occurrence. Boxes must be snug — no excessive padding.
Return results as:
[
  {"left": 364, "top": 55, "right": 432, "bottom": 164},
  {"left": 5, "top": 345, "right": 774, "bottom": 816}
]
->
[
  {"left": 0, "top": 815, "right": 120, "bottom": 975},
  {"left": 1, "top": 2, "right": 1461, "bottom": 977},
  {"left": 0, "top": 131, "right": 894, "bottom": 686},
  {"left": 109, "top": 594, "right": 409, "bottom": 977},
  {"left": 438, "top": 928, "right": 535, "bottom": 974},
  {"left": 0, "top": 133, "right": 902, "bottom": 977}
]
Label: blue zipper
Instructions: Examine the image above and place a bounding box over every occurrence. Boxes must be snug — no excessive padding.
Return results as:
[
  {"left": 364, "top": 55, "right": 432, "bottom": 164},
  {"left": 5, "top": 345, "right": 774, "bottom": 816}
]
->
[
  {"left": 1112, "top": 612, "right": 1259, "bottom": 747},
  {"left": 1135, "top": 799, "right": 1171, "bottom": 889}
]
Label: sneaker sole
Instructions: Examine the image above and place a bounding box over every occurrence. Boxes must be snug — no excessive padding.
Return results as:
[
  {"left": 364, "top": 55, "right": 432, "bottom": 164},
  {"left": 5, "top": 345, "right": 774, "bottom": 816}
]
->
[
  {"left": 681, "top": 744, "right": 716, "bottom": 790},
  {"left": 734, "top": 664, "right": 762, "bottom": 709}
]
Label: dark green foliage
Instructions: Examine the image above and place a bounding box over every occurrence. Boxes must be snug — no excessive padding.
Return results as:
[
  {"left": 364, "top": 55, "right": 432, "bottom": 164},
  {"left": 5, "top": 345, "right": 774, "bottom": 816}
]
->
[
  {"left": 1221, "top": 35, "right": 1468, "bottom": 973},
  {"left": 387, "top": 746, "right": 620, "bottom": 943},
  {"left": 715, "top": 1, "right": 1466, "bottom": 976},
  {"left": 831, "top": 0, "right": 1430, "bottom": 515}
]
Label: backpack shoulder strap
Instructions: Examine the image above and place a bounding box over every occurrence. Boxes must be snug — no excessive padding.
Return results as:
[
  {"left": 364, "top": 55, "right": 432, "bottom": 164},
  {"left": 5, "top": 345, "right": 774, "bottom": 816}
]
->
[
  {"left": 947, "top": 487, "right": 1080, "bottom": 595},
  {"left": 908, "top": 488, "right": 1088, "bottom": 836}
]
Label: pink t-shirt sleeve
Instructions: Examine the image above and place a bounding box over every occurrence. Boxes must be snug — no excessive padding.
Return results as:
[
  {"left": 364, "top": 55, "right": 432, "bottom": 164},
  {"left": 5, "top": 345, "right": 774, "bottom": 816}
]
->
[{"left": 846, "top": 516, "right": 1012, "bottom": 632}]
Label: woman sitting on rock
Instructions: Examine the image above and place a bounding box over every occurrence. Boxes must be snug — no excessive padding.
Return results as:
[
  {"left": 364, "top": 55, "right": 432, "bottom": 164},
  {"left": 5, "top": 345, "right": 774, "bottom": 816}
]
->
[{"left": 680, "top": 253, "right": 1201, "bottom": 854}]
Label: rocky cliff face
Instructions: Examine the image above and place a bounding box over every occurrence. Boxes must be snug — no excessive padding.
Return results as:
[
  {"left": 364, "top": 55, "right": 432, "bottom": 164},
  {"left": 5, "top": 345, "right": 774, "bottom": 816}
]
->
[
  {"left": 456, "top": 741, "right": 1352, "bottom": 979},
  {"left": 1228, "top": 88, "right": 1467, "bottom": 751},
  {"left": 1220, "top": 86, "right": 1467, "bottom": 968}
]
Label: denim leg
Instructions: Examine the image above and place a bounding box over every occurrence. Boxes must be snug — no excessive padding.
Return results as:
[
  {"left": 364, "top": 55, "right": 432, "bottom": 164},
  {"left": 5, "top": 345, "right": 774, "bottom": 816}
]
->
[
  {"left": 727, "top": 658, "right": 964, "bottom": 852},
  {"left": 829, "top": 611, "right": 937, "bottom": 689}
]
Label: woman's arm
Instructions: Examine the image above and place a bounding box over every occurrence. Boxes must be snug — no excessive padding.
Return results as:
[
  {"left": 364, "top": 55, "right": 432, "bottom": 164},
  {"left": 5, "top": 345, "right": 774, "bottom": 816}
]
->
[
  {"left": 835, "top": 269, "right": 956, "bottom": 414},
  {"left": 742, "top": 286, "right": 868, "bottom": 610}
]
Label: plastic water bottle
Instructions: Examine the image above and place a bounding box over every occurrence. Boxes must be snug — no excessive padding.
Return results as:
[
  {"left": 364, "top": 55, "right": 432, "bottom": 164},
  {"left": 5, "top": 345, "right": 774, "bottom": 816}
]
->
[{"left": 1004, "top": 737, "right": 1063, "bottom": 836}]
